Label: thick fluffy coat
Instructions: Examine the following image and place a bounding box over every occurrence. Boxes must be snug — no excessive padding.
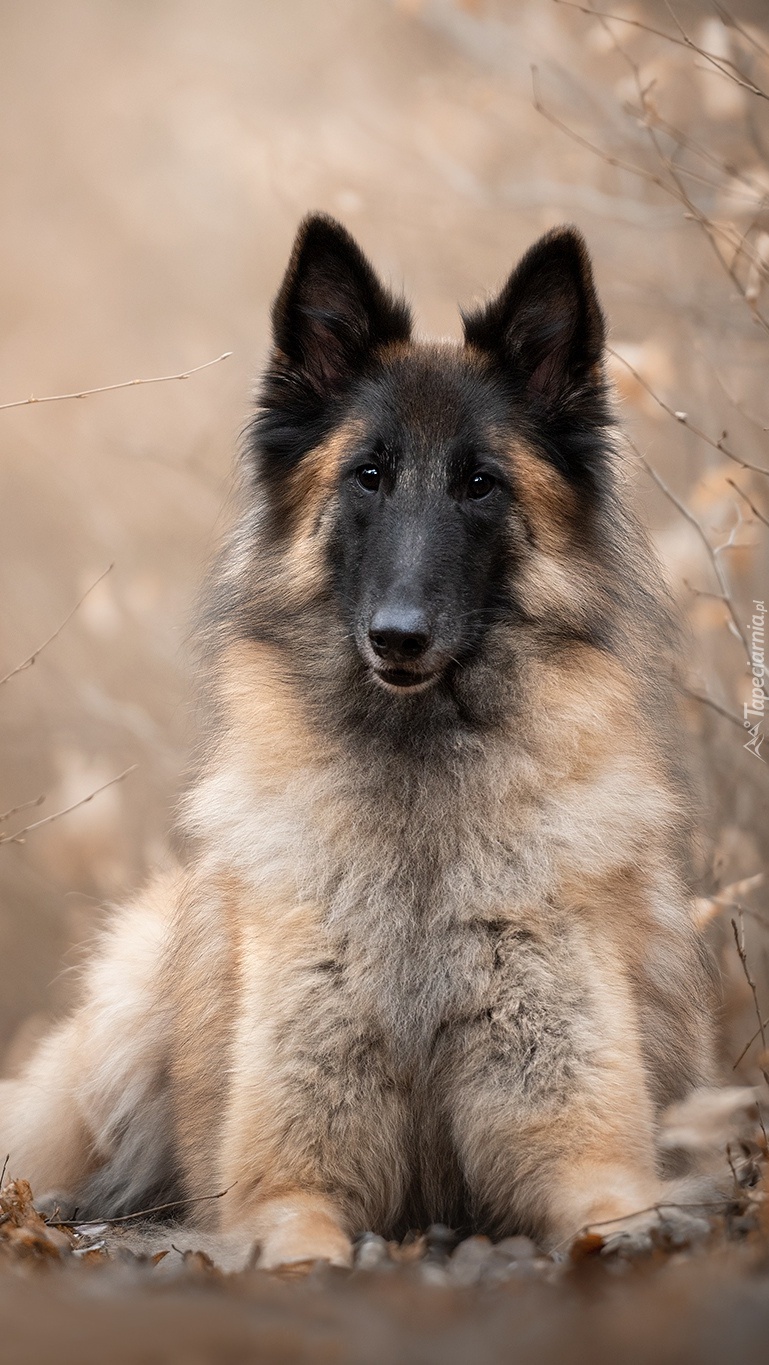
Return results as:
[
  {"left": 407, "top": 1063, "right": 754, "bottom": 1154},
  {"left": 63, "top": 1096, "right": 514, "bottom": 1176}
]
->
[{"left": 0, "top": 217, "right": 718, "bottom": 1266}]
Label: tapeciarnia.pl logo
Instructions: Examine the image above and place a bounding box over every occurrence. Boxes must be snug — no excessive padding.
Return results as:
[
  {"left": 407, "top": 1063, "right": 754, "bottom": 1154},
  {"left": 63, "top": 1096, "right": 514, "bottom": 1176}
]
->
[{"left": 744, "top": 599, "right": 766, "bottom": 761}]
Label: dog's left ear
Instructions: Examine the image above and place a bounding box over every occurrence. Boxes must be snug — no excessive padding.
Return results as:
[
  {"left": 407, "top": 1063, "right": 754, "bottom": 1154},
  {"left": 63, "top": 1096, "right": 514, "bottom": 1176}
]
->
[
  {"left": 269, "top": 214, "right": 412, "bottom": 403},
  {"left": 462, "top": 227, "right": 605, "bottom": 406}
]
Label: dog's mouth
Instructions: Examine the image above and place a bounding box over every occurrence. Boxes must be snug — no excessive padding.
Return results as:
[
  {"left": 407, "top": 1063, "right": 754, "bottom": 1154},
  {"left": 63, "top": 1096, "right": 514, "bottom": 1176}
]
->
[{"left": 372, "top": 666, "right": 440, "bottom": 694}]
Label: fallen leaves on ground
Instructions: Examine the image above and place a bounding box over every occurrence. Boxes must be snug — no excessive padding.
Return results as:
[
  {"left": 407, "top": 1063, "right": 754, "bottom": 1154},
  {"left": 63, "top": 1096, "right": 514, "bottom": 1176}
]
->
[{"left": 1, "top": 1145, "right": 769, "bottom": 1365}]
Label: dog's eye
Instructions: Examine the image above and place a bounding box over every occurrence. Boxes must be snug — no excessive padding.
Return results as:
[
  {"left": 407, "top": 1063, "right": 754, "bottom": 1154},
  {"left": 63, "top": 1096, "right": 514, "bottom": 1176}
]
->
[
  {"left": 356, "top": 465, "right": 381, "bottom": 493},
  {"left": 467, "top": 471, "right": 496, "bottom": 500}
]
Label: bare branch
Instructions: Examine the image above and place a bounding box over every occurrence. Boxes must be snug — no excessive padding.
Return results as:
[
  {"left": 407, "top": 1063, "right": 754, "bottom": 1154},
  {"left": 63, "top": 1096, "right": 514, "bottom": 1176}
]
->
[
  {"left": 682, "top": 684, "right": 744, "bottom": 730},
  {"left": 663, "top": 2, "right": 768, "bottom": 101},
  {"left": 0, "top": 351, "right": 232, "bottom": 413},
  {"left": 0, "top": 795, "right": 45, "bottom": 825},
  {"left": 734, "top": 1014, "right": 769, "bottom": 1069},
  {"left": 531, "top": 66, "right": 666, "bottom": 190},
  {"left": 636, "top": 110, "right": 768, "bottom": 198},
  {"left": 552, "top": 1198, "right": 735, "bottom": 1251},
  {"left": 727, "top": 479, "right": 769, "bottom": 529},
  {"left": 542, "top": 11, "right": 769, "bottom": 332},
  {"left": 555, "top": 0, "right": 691, "bottom": 50},
  {"left": 731, "top": 915, "right": 769, "bottom": 1092},
  {"left": 46, "top": 1182, "right": 235, "bottom": 1229},
  {"left": 635, "top": 446, "right": 749, "bottom": 654},
  {"left": 555, "top": 0, "right": 768, "bottom": 98},
  {"left": 0, "top": 766, "right": 137, "bottom": 846},
  {"left": 612, "top": 348, "right": 769, "bottom": 480},
  {"left": 0, "top": 564, "right": 113, "bottom": 687},
  {"left": 715, "top": 4, "right": 769, "bottom": 64},
  {"left": 703, "top": 359, "right": 769, "bottom": 433}
]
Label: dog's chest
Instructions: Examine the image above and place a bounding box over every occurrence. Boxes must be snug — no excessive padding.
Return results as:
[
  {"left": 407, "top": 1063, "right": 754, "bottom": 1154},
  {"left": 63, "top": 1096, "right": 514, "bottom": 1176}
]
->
[{"left": 322, "top": 867, "right": 508, "bottom": 1064}]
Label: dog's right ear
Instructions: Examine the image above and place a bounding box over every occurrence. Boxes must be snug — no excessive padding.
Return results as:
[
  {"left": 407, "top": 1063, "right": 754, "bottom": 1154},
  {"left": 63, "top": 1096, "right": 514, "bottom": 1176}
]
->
[{"left": 268, "top": 215, "right": 412, "bottom": 405}]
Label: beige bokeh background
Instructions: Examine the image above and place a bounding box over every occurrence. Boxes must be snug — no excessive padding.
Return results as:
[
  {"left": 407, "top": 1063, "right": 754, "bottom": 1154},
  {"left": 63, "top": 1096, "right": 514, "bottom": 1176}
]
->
[{"left": 1, "top": 0, "right": 767, "bottom": 1064}]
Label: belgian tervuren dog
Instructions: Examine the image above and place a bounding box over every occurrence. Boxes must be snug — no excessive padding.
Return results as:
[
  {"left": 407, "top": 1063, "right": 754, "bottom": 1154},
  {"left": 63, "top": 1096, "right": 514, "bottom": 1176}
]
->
[{"left": 0, "top": 216, "right": 719, "bottom": 1266}]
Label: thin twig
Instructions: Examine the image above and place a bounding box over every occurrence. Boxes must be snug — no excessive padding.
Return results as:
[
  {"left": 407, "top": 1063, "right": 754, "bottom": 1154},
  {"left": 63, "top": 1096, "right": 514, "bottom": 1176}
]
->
[
  {"left": 47, "top": 1183, "right": 235, "bottom": 1229},
  {"left": 531, "top": 66, "right": 666, "bottom": 192},
  {"left": 704, "top": 360, "right": 769, "bottom": 433},
  {"left": 610, "top": 349, "right": 769, "bottom": 481},
  {"left": 684, "top": 583, "right": 731, "bottom": 604},
  {"left": 587, "top": 1199, "right": 732, "bottom": 1230},
  {"left": 559, "top": 0, "right": 768, "bottom": 100},
  {"left": 646, "top": 111, "right": 769, "bottom": 198},
  {"left": 732, "top": 915, "right": 768, "bottom": 1053},
  {"left": 0, "top": 766, "right": 137, "bottom": 846},
  {"left": 731, "top": 916, "right": 769, "bottom": 1126},
  {"left": 733, "top": 905, "right": 769, "bottom": 932},
  {"left": 618, "top": 20, "right": 769, "bottom": 328},
  {"left": 0, "top": 795, "right": 45, "bottom": 825},
  {"left": 727, "top": 479, "right": 769, "bottom": 529},
  {"left": 552, "top": 1198, "right": 734, "bottom": 1252},
  {"left": 734, "top": 1014, "right": 769, "bottom": 1068},
  {"left": 725, "top": 1142, "right": 741, "bottom": 1192},
  {"left": 0, "top": 351, "right": 232, "bottom": 413},
  {"left": 0, "top": 1156, "right": 8, "bottom": 1190},
  {"left": 682, "top": 685, "right": 744, "bottom": 729},
  {"left": 636, "top": 447, "right": 749, "bottom": 654},
  {"left": 663, "top": 1, "right": 768, "bottom": 101},
  {"left": 555, "top": 0, "right": 683, "bottom": 46},
  {"left": 0, "top": 564, "right": 113, "bottom": 686},
  {"left": 715, "top": 3, "right": 769, "bottom": 64},
  {"left": 540, "top": 13, "right": 769, "bottom": 333},
  {"left": 557, "top": 0, "right": 767, "bottom": 94}
]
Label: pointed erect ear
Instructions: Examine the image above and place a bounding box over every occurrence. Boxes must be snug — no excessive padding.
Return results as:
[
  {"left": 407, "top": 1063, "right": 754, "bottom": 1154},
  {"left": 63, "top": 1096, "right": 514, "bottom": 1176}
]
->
[
  {"left": 462, "top": 227, "right": 606, "bottom": 406},
  {"left": 269, "top": 214, "right": 412, "bottom": 402}
]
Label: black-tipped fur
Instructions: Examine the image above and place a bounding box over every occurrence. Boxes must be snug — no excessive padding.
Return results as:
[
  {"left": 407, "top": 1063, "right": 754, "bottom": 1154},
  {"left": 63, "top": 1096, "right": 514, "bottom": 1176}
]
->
[
  {"left": 0, "top": 219, "right": 720, "bottom": 1258},
  {"left": 251, "top": 215, "right": 412, "bottom": 529},
  {"left": 463, "top": 226, "right": 610, "bottom": 484}
]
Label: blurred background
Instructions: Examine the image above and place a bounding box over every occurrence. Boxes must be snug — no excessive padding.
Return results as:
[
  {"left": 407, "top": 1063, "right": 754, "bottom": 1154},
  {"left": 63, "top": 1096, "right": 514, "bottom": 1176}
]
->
[{"left": 1, "top": 0, "right": 767, "bottom": 1080}]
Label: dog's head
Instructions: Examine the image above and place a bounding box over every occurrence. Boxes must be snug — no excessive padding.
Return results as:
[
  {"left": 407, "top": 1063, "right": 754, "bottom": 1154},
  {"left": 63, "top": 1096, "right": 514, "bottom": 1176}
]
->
[{"left": 249, "top": 215, "right": 613, "bottom": 700}]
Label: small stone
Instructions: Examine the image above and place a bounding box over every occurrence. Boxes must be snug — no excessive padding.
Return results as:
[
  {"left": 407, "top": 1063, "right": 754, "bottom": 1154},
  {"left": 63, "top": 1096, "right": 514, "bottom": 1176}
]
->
[
  {"left": 355, "top": 1232, "right": 390, "bottom": 1270},
  {"left": 424, "top": 1224, "right": 458, "bottom": 1261},
  {"left": 449, "top": 1235, "right": 494, "bottom": 1285},
  {"left": 492, "top": 1236, "right": 538, "bottom": 1262}
]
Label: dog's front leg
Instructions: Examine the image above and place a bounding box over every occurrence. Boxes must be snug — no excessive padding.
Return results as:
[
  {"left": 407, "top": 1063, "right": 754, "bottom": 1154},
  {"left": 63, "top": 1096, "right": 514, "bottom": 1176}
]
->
[
  {"left": 212, "top": 916, "right": 407, "bottom": 1269},
  {"left": 216, "top": 1034, "right": 358, "bottom": 1270},
  {"left": 215, "top": 1022, "right": 355, "bottom": 1268},
  {"left": 449, "top": 921, "right": 670, "bottom": 1251}
]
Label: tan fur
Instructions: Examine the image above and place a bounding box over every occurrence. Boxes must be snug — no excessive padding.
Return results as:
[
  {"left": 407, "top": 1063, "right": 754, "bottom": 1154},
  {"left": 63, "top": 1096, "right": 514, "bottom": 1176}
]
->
[
  {"left": 508, "top": 439, "right": 579, "bottom": 556},
  {"left": 0, "top": 280, "right": 720, "bottom": 1264},
  {"left": 0, "top": 617, "right": 718, "bottom": 1263},
  {"left": 279, "top": 425, "right": 361, "bottom": 601}
]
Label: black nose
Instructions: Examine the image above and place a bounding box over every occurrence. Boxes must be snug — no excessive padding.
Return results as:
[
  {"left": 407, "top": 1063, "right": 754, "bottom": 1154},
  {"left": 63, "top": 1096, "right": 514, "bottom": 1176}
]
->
[{"left": 369, "top": 607, "right": 431, "bottom": 664}]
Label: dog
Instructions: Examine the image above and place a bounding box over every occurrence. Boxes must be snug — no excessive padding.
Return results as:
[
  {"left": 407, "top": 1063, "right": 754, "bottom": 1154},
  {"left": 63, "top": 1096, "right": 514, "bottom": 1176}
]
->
[{"left": 0, "top": 215, "right": 719, "bottom": 1267}]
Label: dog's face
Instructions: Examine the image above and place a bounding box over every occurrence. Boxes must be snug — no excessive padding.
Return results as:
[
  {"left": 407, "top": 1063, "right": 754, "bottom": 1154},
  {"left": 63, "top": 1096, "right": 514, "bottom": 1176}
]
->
[
  {"left": 327, "top": 354, "right": 521, "bottom": 694},
  {"left": 252, "top": 216, "right": 610, "bottom": 698}
]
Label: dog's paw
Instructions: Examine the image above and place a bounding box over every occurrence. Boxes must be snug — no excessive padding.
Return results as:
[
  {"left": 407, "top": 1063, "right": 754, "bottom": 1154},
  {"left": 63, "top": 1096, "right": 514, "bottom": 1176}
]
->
[
  {"left": 595, "top": 1203, "right": 711, "bottom": 1258},
  {"left": 242, "top": 1194, "right": 354, "bottom": 1272},
  {"left": 255, "top": 1221, "right": 353, "bottom": 1271}
]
